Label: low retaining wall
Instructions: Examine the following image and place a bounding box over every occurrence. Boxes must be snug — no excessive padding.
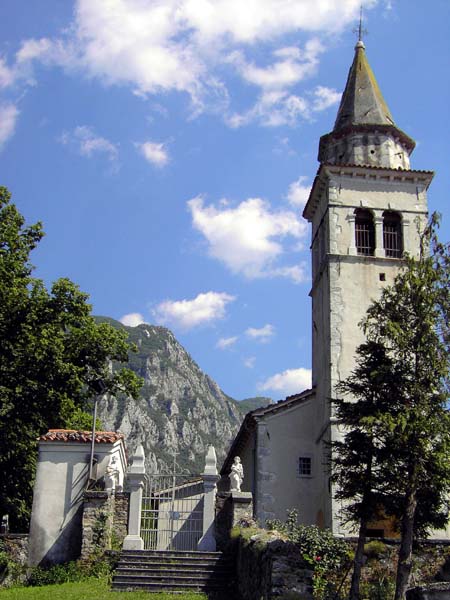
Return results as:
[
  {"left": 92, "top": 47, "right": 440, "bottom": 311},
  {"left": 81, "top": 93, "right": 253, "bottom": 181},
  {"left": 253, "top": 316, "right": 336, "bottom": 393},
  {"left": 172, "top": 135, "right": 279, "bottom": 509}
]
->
[
  {"left": 406, "top": 582, "right": 450, "bottom": 600},
  {"left": 0, "top": 534, "right": 28, "bottom": 565},
  {"left": 81, "top": 491, "right": 129, "bottom": 560},
  {"left": 0, "top": 534, "right": 29, "bottom": 587},
  {"left": 235, "top": 532, "right": 313, "bottom": 600}
]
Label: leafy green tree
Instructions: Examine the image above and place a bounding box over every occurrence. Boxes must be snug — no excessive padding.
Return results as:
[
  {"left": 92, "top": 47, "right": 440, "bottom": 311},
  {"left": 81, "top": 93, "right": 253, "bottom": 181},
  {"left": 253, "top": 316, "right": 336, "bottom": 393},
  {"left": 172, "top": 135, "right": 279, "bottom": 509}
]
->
[
  {"left": 333, "top": 215, "right": 450, "bottom": 600},
  {"left": 0, "top": 187, "right": 142, "bottom": 530}
]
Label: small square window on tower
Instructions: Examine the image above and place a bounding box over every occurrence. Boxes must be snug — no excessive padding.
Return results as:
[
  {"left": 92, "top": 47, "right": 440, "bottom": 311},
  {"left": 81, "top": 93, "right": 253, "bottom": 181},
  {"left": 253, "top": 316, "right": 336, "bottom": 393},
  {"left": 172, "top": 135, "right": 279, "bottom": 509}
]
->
[{"left": 298, "top": 456, "right": 312, "bottom": 477}]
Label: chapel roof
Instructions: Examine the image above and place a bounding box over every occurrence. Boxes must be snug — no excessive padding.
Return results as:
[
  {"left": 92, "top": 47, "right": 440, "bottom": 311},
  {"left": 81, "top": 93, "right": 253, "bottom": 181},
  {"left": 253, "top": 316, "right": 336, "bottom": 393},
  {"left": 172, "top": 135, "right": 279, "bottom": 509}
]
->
[{"left": 39, "top": 429, "right": 125, "bottom": 444}]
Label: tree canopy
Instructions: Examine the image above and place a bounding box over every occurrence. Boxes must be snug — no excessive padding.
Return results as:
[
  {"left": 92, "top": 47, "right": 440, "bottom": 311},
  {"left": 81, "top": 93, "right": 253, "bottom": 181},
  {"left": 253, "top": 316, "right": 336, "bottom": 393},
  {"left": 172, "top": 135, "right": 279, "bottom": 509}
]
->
[
  {"left": 0, "top": 187, "right": 142, "bottom": 530},
  {"left": 332, "top": 215, "right": 450, "bottom": 600}
]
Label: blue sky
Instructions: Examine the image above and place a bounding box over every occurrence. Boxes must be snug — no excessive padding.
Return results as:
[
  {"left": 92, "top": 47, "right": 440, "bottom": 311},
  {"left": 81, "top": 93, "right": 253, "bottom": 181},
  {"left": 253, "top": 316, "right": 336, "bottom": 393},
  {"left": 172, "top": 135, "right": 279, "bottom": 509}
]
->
[{"left": 1, "top": 0, "right": 449, "bottom": 401}]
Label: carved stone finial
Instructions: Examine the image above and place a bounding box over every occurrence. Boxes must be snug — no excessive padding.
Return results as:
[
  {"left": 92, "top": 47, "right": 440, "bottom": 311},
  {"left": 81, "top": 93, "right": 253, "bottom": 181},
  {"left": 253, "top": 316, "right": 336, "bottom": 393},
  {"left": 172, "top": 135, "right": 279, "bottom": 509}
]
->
[
  {"left": 129, "top": 444, "right": 145, "bottom": 474},
  {"left": 203, "top": 446, "right": 218, "bottom": 476},
  {"left": 229, "top": 456, "right": 244, "bottom": 492}
]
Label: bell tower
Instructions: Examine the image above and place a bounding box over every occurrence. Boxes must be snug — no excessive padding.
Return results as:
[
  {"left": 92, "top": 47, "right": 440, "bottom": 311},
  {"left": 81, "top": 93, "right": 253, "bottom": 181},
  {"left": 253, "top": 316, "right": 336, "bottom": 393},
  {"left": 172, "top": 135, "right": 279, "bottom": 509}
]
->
[{"left": 302, "top": 39, "right": 434, "bottom": 533}]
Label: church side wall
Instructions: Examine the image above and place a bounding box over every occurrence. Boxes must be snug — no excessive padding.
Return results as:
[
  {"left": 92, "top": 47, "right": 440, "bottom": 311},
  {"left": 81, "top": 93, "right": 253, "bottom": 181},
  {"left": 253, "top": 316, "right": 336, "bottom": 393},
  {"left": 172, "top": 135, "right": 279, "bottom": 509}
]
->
[{"left": 254, "top": 401, "right": 322, "bottom": 527}]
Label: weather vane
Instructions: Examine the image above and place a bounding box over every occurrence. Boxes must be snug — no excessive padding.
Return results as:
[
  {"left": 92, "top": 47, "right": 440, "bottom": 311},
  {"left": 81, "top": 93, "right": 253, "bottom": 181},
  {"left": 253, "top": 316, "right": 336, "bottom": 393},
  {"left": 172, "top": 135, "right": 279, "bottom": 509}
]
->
[{"left": 353, "top": 5, "right": 368, "bottom": 42}]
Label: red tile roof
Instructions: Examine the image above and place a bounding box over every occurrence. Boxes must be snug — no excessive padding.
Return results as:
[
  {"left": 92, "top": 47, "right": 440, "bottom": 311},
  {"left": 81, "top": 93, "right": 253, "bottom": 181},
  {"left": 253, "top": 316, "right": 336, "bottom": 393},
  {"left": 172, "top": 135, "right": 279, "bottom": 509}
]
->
[{"left": 39, "top": 429, "right": 125, "bottom": 444}]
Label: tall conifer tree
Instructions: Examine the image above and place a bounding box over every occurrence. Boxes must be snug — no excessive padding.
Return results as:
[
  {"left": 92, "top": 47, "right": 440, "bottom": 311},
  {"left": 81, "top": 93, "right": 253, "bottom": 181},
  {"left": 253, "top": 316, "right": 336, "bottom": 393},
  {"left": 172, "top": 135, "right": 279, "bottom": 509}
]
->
[{"left": 333, "top": 215, "right": 450, "bottom": 600}]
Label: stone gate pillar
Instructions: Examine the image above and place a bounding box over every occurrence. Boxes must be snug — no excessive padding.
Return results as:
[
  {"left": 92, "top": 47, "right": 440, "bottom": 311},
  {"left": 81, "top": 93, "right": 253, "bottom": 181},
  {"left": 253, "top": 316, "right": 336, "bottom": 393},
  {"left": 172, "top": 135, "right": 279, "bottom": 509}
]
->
[
  {"left": 198, "top": 446, "right": 220, "bottom": 551},
  {"left": 123, "top": 444, "right": 146, "bottom": 551}
]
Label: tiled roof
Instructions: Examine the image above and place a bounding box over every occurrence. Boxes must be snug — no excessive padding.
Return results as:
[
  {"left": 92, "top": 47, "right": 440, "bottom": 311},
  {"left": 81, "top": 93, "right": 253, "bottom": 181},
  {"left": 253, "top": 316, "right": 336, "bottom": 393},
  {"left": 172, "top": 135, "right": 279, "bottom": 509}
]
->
[
  {"left": 323, "top": 163, "right": 434, "bottom": 175},
  {"left": 39, "top": 429, "right": 125, "bottom": 444}
]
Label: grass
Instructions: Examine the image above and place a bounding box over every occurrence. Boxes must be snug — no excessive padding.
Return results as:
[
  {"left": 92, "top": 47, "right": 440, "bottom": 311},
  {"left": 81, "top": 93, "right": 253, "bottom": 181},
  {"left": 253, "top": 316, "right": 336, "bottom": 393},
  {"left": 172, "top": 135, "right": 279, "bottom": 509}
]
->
[{"left": 0, "top": 578, "right": 208, "bottom": 600}]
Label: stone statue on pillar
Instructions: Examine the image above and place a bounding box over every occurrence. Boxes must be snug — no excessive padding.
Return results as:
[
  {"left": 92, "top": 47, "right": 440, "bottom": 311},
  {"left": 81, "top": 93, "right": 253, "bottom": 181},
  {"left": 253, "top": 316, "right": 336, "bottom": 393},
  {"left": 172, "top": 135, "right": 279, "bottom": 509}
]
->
[{"left": 229, "top": 456, "right": 244, "bottom": 492}]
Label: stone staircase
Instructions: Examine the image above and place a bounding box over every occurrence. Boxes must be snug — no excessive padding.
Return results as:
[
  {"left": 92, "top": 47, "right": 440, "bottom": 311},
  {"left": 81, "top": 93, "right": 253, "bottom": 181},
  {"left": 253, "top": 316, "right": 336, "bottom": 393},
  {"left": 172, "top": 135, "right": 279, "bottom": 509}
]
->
[{"left": 111, "top": 549, "right": 235, "bottom": 594}]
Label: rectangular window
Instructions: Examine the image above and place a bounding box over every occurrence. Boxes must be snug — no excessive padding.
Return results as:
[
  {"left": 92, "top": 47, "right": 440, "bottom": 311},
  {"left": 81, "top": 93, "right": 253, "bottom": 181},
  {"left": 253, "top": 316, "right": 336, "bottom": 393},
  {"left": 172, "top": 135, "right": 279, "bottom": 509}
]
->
[
  {"left": 355, "top": 222, "right": 375, "bottom": 255},
  {"left": 355, "top": 209, "right": 375, "bottom": 256},
  {"left": 383, "top": 211, "right": 402, "bottom": 258},
  {"left": 298, "top": 456, "right": 312, "bottom": 477},
  {"left": 383, "top": 225, "right": 402, "bottom": 257}
]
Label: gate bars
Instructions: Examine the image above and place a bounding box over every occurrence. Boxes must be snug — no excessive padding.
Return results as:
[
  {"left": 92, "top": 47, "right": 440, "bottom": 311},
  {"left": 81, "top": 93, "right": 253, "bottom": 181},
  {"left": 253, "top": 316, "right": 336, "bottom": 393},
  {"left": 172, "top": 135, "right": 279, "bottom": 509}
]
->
[{"left": 123, "top": 445, "right": 219, "bottom": 552}]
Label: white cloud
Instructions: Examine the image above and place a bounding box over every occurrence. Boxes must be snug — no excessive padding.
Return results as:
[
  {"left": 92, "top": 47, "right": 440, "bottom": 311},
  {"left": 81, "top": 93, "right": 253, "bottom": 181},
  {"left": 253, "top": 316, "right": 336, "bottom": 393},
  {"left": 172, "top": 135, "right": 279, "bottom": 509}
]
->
[
  {"left": 271, "top": 264, "right": 308, "bottom": 283},
  {"left": 188, "top": 196, "right": 307, "bottom": 281},
  {"left": 16, "top": 38, "right": 53, "bottom": 64},
  {"left": 136, "top": 141, "right": 169, "bottom": 167},
  {"left": 216, "top": 336, "right": 238, "bottom": 350},
  {"left": 243, "top": 356, "right": 256, "bottom": 369},
  {"left": 226, "top": 89, "right": 311, "bottom": 128},
  {"left": 120, "top": 312, "right": 146, "bottom": 327},
  {"left": 229, "top": 38, "right": 323, "bottom": 91},
  {"left": 311, "top": 85, "right": 341, "bottom": 112},
  {"left": 286, "top": 176, "right": 311, "bottom": 209},
  {"left": 11, "top": 0, "right": 371, "bottom": 123},
  {"left": 59, "top": 125, "right": 118, "bottom": 162},
  {"left": 0, "top": 58, "right": 15, "bottom": 89},
  {"left": 259, "top": 367, "right": 312, "bottom": 396},
  {"left": 0, "top": 104, "right": 19, "bottom": 150},
  {"left": 153, "top": 291, "right": 235, "bottom": 331},
  {"left": 245, "top": 324, "right": 275, "bottom": 343}
]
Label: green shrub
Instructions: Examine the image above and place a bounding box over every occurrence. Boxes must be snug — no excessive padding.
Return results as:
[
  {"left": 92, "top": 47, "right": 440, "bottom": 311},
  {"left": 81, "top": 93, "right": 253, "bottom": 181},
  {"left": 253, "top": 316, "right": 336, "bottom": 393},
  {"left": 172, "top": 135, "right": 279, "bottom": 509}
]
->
[
  {"left": 360, "top": 577, "right": 395, "bottom": 600},
  {"left": 364, "top": 540, "right": 389, "bottom": 560},
  {"left": 266, "top": 509, "right": 351, "bottom": 600},
  {"left": 0, "top": 548, "right": 26, "bottom": 587},
  {"left": 27, "top": 562, "right": 85, "bottom": 587},
  {"left": 26, "top": 555, "right": 116, "bottom": 587}
]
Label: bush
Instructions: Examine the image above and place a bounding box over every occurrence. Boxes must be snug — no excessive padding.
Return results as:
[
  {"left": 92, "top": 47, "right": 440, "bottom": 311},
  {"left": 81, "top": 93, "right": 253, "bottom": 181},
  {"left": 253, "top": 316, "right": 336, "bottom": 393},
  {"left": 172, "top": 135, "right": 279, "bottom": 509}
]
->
[
  {"left": 364, "top": 540, "right": 389, "bottom": 560},
  {"left": 26, "top": 554, "right": 116, "bottom": 587},
  {"left": 266, "top": 509, "right": 351, "bottom": 600},
  {"left": 0, "top": 547, "right": 26, "bottom": 587}
]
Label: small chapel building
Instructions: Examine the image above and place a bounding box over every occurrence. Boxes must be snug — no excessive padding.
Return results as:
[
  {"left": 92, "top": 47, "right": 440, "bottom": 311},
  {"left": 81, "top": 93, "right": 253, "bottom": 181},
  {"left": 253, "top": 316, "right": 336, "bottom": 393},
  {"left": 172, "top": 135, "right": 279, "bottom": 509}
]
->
[{"left": 221, "top": 38, "right": 450, "bottom": 540}]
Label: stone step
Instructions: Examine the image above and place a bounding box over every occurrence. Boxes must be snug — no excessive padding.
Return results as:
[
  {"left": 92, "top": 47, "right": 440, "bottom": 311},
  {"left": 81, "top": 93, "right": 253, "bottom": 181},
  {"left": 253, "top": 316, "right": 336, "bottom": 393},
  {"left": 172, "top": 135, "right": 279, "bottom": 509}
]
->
[
  {"left": 115, "top": 568, "right": 232, "bottom": 578},
  {"left": 112, "top": 580, "right": 227, "bottom": 592},
  {"left": 116, "top": 563, "right": 232, "bottom": 572},
  {"left": 114, "top": 572, "right": 230, "bottom": 583},
  {"left": 121, "top": 550, "right": 223, "bottom": 560},
  {"left": 118, "top": 557, "right": 232, "bottom": 567},
  {"left": 112, "top": 549, "right": 235, "bottom": 594}
]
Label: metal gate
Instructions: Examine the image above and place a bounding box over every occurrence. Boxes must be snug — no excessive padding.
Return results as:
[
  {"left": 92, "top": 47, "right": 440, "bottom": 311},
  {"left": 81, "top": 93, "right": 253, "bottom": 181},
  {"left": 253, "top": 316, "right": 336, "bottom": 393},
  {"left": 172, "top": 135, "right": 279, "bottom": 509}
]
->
[{"left": 141, "top": 474, "right": 204, "bottom": 551}]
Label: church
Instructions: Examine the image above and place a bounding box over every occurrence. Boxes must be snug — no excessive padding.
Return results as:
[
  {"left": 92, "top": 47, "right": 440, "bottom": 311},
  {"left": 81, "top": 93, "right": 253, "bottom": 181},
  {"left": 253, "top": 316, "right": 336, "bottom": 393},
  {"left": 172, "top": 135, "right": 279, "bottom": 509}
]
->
[{"left": 220, "top": 36, "right": 449, "bottom": 539}]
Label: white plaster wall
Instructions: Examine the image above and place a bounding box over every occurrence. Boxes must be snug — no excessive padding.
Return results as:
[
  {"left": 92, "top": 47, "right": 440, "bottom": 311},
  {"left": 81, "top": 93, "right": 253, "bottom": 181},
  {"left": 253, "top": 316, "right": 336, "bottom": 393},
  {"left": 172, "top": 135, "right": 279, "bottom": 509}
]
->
[
  {"left": 253, "top": 400, "right": 323, "bottom": 527},
  {"left": 28, "top": 440, "right": 126, "bottom": 566}
]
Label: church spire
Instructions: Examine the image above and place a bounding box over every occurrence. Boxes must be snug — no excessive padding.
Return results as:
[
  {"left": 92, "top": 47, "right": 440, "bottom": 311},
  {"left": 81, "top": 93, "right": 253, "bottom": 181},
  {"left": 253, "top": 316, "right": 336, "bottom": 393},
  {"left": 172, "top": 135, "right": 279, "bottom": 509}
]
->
[
  {"left": 318, "top": 39, "right": 415, "bottom": 170},
  {"left": 333, "top": 40, "right": 395, "bottom": 132}
]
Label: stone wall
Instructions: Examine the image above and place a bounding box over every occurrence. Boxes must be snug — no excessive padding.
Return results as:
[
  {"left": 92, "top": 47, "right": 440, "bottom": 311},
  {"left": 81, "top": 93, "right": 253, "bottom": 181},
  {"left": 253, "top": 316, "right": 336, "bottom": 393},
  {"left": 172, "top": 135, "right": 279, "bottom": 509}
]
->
[
  {"left": 81, "top": 491, "right": 129, "bottom": 560},
  {"left": 215, "top": 491, "right": 253, "bottom": 551},
  {"left": 0, "top": 534, "right": 28, "bottom": 566},
  {"left": 234, "top": 532, "right": 313, "bottom": 600},
  {"left": 0, "top": 534, "right": 28, "bottom": 587},
  {"left": 406, "top": 583, "right": 450, "bottom": 600}
]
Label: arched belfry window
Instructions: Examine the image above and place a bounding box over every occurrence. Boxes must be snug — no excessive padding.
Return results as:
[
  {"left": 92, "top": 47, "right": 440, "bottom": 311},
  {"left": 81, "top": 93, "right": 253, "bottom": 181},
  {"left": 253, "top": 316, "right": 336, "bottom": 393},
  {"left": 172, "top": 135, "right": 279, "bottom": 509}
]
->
[
  {"left": 383, "top": 211, "right": 402, "bottom": 258},
  {"left": 354, "top": 209, "right": 375, "bottom": 256}
]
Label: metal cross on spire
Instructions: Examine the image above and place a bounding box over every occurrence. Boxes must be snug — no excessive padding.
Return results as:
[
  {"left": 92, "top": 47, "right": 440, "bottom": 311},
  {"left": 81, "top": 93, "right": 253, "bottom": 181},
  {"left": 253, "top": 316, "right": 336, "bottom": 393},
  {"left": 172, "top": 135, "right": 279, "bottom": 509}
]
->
[{"left": 353, "top": 5, "right": 368, "bottom": 43}]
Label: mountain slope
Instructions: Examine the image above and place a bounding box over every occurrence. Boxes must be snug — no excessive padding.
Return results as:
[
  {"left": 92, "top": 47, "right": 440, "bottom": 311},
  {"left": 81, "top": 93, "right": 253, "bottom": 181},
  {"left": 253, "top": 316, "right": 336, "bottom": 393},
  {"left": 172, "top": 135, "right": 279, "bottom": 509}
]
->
[
  {"left": 239, "top": 396, "right": 273, "bottom": 414},
  {"left": 95, "top": 317, "right": 243, "bottom": 475}
]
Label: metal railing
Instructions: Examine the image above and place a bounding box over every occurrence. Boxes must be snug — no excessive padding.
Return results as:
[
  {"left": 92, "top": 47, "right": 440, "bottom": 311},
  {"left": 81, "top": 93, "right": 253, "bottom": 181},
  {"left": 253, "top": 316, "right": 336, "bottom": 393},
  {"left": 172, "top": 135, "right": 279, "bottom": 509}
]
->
[{"left": 141, "top": 474, "right": 204, "bottom": 551}]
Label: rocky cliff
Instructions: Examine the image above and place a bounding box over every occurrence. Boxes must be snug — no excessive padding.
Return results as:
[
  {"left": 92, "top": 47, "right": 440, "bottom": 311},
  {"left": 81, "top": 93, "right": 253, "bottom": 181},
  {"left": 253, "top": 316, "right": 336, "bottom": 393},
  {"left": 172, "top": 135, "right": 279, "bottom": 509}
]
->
[{"left": 95, "top": 317, "right": 245, "bottom": 475}]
